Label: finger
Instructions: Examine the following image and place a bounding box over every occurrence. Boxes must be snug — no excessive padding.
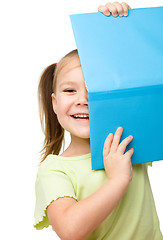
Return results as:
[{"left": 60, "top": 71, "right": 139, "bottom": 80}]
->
[
  {"left": 103, "top": 133, "right": 113, "bottom": 158},
  {"left": 105, "top": 2, "right": 118, "bottom": 17},
  {"left": 98, "top": 5, "right": 111, "bottom": 16},
  {"left": 122, "top": 2, "right": 131, "bottom": 9},
  {"left": 110, "top": 127, "right": 123, "bottom": 152},
  {"left": 112, "top": 2, "right": 124, "bottom": 16},
  {"left": 124, "top": 148, "right": 134, "bottom": 159},
  {"left": 121, "top": 2, "right": 131, "bottom": 16},
  {"left": 118, "top": 135, "right": 133, "bottom": 154}
]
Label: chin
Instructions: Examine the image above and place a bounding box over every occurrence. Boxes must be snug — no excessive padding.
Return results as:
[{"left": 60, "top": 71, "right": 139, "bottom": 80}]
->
[
  {"left": 75, "top": 132, "right": 90, "bottom": 139},
  {"left": 80, "top": 134, "right": 90, "bottom": 139},
  {"left": 82, "top": 136, "right": 90, "bottom": 139}
]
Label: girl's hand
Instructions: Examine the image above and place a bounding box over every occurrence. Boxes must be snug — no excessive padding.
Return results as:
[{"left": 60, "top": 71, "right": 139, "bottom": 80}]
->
[
  {"left": 98, "top": 2, "right": 131, "bottom": 17},
  {"left": 103, "top": 127, "right": 134, "bottom": 184}
]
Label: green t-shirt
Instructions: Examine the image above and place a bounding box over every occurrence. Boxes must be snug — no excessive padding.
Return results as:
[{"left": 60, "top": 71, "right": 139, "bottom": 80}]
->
[{"left": 34, "top": 153, "right": 163, "bottom": 239}]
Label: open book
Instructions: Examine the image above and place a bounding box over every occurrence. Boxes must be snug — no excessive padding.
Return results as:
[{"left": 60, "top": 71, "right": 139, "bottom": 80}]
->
[{"left": 70, "top": 7, "right": 163, "bottom": 170}]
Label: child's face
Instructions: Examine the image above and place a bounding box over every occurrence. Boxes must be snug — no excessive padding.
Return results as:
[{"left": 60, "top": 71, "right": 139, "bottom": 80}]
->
[{"left": 52, "top": 58, "right": 90, "bottom": 140}]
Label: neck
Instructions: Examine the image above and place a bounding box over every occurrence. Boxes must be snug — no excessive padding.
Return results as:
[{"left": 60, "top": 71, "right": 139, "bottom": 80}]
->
[{"left": 62, "top": 135, "right": 90, "bottom": 157}]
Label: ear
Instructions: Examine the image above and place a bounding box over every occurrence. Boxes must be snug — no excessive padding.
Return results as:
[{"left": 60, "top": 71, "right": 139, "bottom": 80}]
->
[{"left": 51, "top": 93, "right": 57, "bottom": 114}]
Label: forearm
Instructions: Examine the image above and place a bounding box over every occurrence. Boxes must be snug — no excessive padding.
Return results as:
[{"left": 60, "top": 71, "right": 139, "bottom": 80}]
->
[{"left": 64, "top": 178, "right": 129, "bottom": 239}]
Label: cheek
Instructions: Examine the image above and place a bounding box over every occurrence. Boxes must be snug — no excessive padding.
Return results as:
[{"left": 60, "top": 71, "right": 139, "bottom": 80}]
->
[
  {"left": 56, "top": 97, "right": 73, "bottom": 129},
  {"left": 56, "top": 96, "right": 71, "bottom": 115}
]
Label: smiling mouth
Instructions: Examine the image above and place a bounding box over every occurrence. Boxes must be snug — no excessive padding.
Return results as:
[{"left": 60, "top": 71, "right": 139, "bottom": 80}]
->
[{"left": 71, "top": 115, "right": 89, "bottom": 120}]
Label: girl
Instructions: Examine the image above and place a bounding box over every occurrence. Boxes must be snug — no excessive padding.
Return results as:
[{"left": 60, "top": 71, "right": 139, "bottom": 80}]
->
[{"left": 34, "top": 2, "right": 163, "bottom": 239}]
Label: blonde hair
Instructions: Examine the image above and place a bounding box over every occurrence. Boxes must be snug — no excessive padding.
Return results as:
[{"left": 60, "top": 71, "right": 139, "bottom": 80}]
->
[{"left": 38, "top": 49, "right": 79, "bottom": 162}]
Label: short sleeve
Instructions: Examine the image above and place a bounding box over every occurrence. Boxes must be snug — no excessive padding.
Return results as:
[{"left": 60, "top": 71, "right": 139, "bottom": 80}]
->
[{"left": 34, "top": 159, "right": 77, "bottom": 230}]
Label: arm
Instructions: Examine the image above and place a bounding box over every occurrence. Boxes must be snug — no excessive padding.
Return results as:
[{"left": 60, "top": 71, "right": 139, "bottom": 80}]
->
[
  {"left": 47, "top": 126, "right": 134, "bottom": 240},
  {"left": 47, "top": 176, "right": 130, "bottom": 240}
]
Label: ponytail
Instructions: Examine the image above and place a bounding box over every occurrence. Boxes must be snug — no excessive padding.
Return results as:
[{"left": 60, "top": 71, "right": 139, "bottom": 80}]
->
[
  {"left": 38, "top": 63, "right": 65, "bottom": 162},
  {"left": 38, "top": 49, "right": 79, "bottom": 162}
]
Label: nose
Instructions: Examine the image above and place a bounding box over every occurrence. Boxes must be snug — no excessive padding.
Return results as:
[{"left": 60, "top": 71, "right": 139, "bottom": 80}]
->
[{"left": 76, "top": 89, "right": 88, "bottom": 106}]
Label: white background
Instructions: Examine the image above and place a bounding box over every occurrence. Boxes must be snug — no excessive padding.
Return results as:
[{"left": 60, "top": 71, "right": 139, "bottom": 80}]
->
[{"left": 0, "top": 0, "right": 163, "bottom": 239}]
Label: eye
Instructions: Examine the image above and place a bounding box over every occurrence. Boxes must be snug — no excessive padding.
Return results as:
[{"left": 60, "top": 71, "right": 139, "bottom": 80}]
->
[{"left": 64, "top": 89, "right": 76, "bottom": 93}]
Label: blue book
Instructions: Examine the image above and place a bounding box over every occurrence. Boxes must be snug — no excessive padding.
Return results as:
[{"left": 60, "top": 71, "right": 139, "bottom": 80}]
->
[{"left": 70, "top": 7, "right": 163, "bottom": 170}]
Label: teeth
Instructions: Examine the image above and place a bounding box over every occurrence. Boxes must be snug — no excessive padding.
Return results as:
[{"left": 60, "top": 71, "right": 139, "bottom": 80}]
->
[{"left": 73, "top": 114, "right": 89, "bottom": 118}]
